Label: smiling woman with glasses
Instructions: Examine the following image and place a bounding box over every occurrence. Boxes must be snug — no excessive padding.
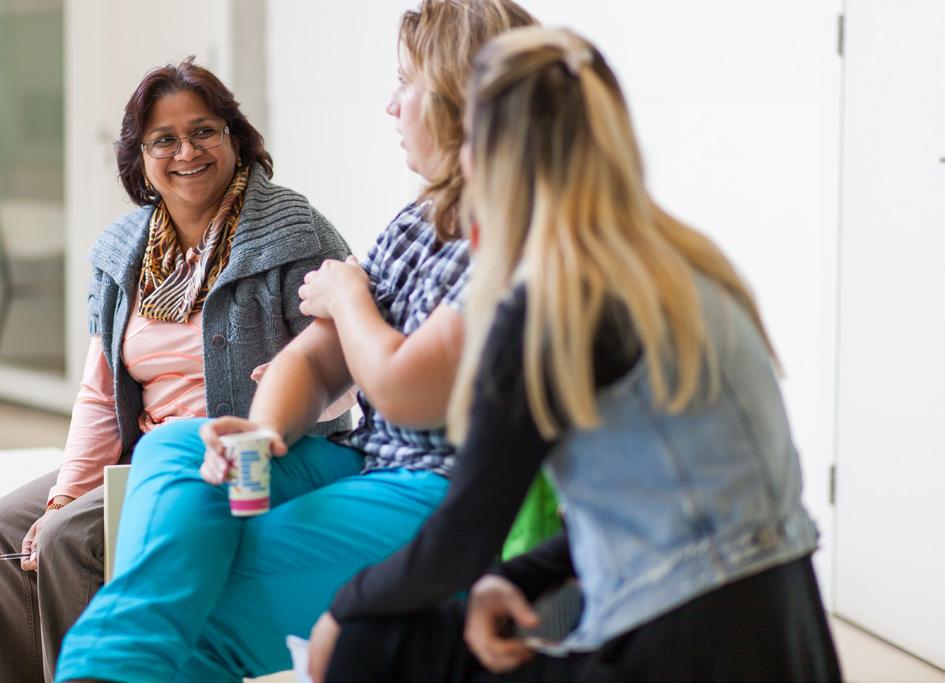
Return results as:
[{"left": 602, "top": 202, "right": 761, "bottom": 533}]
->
[{"left": 0, "top": 57, "right": 356, "bottom": 683}]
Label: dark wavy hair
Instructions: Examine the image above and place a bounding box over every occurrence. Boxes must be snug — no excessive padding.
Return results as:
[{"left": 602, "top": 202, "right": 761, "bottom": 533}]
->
[{"left": 116, "top": 56, "right": 273, "bottom": 206}]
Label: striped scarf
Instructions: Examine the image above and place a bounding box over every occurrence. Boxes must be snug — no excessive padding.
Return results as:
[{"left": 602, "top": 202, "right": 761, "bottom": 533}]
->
[{"left": 138, "top": 166, "right": 249, "bottom": 322}]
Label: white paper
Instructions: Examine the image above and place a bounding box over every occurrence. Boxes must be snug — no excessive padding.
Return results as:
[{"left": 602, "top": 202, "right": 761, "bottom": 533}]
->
[{"left": 286, "top": 634, "right": 313, "bottom": 683}]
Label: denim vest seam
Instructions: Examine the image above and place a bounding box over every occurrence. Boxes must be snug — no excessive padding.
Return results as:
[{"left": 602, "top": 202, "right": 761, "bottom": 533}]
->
[
  {"left": 719, "top": 369, "right": 779, "bottom": 517},
  {"left": 638, "top": 382, "right": 721, "bottom": 560}
]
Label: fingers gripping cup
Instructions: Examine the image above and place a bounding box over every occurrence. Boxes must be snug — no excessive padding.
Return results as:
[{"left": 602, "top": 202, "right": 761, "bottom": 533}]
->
[{"left": 220, "top": 431, "right": 273, "bottom": 516}]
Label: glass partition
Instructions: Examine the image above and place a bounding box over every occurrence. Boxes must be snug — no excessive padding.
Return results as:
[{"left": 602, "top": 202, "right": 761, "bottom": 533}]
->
[{"left": 0, "top": 0, "right": 66, "bottom": 375}]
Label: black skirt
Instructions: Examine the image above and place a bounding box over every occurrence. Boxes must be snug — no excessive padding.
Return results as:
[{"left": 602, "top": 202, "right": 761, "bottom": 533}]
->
[{"left": 328, "top": 554, "right": 842, "bottom": 683}]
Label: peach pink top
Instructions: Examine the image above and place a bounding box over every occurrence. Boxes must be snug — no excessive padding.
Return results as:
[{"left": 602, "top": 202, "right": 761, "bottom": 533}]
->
[{"left": 49, "top": 305, "right": 355, "bottom": 503}]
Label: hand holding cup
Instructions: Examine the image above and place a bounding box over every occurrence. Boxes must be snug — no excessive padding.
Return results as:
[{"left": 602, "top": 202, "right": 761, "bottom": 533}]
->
[{"left": 199, "top": 417, "right": 285, "bottom": 485}]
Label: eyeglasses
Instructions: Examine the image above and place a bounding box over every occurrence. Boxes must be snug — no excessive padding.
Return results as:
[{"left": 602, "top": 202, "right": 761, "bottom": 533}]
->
[{"left": 141, "top": 125, "right": 230, "bottom": 159}]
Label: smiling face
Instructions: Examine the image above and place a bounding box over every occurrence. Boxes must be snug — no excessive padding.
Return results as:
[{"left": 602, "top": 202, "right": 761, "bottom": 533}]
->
[
  {"left": 386, "top": 61, "right": 438, "bottom": 180},
  {"left": 141, "top": 89, "right": 239, "bottom": 216}
]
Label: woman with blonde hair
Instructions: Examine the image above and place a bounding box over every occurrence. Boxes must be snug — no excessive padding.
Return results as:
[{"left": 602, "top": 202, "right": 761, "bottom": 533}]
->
[
  {"left": 55, "top": 2, "right": 538, "bottom": 683},
  {"left": 313, "top": 27, "right": 842, "bottom": 682}
]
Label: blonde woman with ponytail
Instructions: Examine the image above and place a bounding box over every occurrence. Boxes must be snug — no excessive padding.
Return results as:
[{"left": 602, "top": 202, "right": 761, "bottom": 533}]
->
[{"left": 318, "top": 27, "right": 841, "bottom": 683}]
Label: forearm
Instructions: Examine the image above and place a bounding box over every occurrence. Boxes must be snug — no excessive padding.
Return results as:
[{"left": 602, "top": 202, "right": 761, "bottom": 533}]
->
[
  {"left": 330, "top": 289, "right": 403, "bottom": 405},
  {"left": 54, "top": 420, "right": 122, "bottom": 500},
  {"left": 249, "top": 320, "right": 352, "bottom": 444},
  {"left": 52, "top": 337, "right": 123, "bottom": 502},
  {"left": 248, "top": 349, "right": 323, "bottom": 443},
  {"left": 330, "top": 292, "right": 460, "bottom": 428}
]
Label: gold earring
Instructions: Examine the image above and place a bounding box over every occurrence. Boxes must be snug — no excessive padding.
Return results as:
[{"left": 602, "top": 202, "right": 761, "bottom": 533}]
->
[{"left": 145, "top": 176, "right": 154, "bottom": 192}]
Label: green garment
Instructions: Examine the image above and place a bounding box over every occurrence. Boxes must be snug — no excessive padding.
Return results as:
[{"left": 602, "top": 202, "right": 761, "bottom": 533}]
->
[{"left": 502, "top": 471, "right": 562, "bottom": 560}]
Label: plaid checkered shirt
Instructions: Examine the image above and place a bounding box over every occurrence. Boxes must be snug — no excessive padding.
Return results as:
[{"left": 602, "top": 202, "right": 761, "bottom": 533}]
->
[{"left": 333, "top": 202, "right": 469, "bottom": 477}]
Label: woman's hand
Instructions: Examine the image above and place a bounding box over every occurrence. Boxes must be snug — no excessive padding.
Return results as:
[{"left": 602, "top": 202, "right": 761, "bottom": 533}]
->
[
  {"left": 198, "top": 417, "right": 287, "bottom": 485},
  {"left": 308, "top": 611, "right": 342, "bottom": 683},
  {"left": 464, "top": 574, "right": 539, "bottom": 673},
  {"left": 20, "top": 497, "right": 73, "bottom": 572},
  {"left": 298, "top": 256, "right": 369, "bottom": 320}
]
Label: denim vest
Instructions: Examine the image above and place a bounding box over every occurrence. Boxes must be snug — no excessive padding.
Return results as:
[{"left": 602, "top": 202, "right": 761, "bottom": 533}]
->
[{"left": 547, "top": 278, "right": 818, "bottom": 652}]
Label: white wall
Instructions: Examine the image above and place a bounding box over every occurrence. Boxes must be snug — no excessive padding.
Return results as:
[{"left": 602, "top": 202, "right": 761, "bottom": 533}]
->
[
  {"left": 267, "top": 0, "right": 843, "bottom": 599},
  {"left": 265, "top": 1, "right": 424, "bottom": 260}
]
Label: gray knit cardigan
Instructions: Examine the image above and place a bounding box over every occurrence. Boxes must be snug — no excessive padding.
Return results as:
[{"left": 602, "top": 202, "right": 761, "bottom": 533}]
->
[{"left": 87, "top": 164, "right": 352, "bottom": 457}]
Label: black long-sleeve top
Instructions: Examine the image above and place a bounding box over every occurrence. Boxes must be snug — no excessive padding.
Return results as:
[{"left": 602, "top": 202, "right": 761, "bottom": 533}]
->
[{"left": 330, "top": 286, "right": 641, "bottom": 619}]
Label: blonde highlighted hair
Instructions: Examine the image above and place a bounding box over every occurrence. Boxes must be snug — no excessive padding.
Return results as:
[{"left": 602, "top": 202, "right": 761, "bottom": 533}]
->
[
  {"left": 398, "top": 0, "right": 538, "bottom": 241},
  {"left": 449, "top": 27, "right": 778, "bottom": 442}
]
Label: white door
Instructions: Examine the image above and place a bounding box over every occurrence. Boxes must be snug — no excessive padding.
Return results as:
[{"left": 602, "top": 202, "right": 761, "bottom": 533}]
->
[{"left": 835, "top": 0, "right": 945, "bottom": 668}]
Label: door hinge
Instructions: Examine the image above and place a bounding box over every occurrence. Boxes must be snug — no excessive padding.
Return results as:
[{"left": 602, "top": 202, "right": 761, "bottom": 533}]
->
[
  {"left": 829, "top": 464, "right": 837, "bottom": 505},
  {"left": 837, "top": 14, "right": 845, "bottom": 57}
]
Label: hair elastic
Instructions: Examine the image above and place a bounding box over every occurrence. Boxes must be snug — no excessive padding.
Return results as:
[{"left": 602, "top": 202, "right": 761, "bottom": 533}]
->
[{"left": 562, "top": 46, "right": 593, "bottom": 77}]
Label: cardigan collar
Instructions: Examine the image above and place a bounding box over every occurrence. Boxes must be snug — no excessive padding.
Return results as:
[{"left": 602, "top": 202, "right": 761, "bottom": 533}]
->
[{"left": 89, "top": 164, "right": 321, "bottom": 294}]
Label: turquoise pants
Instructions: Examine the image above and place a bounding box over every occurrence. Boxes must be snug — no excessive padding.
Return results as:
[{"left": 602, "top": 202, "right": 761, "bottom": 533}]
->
[{"left": 55, "top": 418, "right": 449, "bottom": 683}]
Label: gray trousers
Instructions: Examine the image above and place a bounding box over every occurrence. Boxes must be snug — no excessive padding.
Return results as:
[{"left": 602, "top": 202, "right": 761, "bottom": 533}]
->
[{"left": 0, "top": 471, "right": 105, "bottom": 683}]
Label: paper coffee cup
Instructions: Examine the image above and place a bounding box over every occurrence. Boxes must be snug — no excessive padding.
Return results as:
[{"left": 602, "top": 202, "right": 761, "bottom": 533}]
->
[{"left": 220, "top": 431, "right": 273, "bottom": 516}]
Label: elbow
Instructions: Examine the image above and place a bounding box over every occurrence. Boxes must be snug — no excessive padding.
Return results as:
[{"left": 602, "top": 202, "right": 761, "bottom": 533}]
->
[
  {"left": 370, "top": 394, "right": 401, "bottom": 423},
  {"left": 367, "top": 377, "right": 445, "bottom": 428},
  {"left": 369, "top": 390, "right": 438, "bottom": 429},
  {"left": 353, "top": 359, "right": 447, "bottom": 428}
]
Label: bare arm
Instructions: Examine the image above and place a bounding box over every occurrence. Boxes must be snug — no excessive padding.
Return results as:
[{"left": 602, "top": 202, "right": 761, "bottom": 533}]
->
[
  {"left": 331, "top": 290, "right": 463, "bottom": 428},
  {"left": 299, "top": 256, "right": 464, "bottom": 429},
  {"left": 248, "top": 317, "right": 354, "bottom": 444},
  {"left": 199, "top": 317, "right": 355, "bottom": 484}
]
